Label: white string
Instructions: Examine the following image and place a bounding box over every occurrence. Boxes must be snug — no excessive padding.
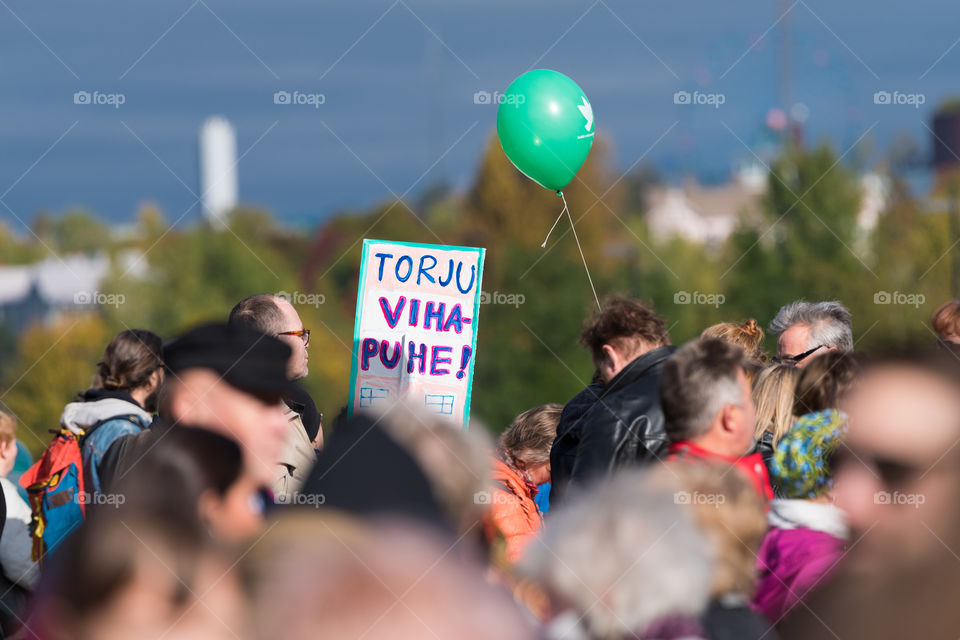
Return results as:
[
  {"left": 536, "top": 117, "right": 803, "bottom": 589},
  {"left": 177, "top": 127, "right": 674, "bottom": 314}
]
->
[
  {"left": 558, "top": 191, "right": 601, "bottom": 311},
  {"left": 540, "top": 192, "right": 565, "bottom": 248}
]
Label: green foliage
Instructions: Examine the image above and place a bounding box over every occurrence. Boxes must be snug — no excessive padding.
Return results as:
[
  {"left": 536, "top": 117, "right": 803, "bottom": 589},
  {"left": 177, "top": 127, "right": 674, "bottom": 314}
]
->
[{"left": 1, "top": 135, "right": 958, "bottom": 443}]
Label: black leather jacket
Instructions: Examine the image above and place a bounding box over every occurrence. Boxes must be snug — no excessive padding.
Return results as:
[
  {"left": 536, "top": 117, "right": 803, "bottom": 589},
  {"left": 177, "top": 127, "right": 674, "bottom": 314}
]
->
[{"left": 549, "top": 345, "right": 676, "bottom": 508}]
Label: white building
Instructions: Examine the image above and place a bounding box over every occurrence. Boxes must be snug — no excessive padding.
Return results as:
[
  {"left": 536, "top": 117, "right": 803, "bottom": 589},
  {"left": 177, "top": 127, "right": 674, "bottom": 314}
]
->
[
  {"left": 199, "top": 116, "right": 238, "bottom": 229},
  {"left": 644, "top": 163, "right": 887, "bottom": 246}
]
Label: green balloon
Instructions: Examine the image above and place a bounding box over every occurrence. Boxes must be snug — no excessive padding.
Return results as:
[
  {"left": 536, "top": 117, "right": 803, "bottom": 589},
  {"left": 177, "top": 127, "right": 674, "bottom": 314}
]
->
[{"left": 496, "top": 69, "right": 595, "bottom": 192}]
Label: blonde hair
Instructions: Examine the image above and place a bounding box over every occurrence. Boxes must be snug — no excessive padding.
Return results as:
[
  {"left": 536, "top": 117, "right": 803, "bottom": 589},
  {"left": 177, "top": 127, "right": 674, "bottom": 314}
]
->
[
  {"left": 0, "top": 412, "right": 16, "bottom": 445},
  {"left": 498, "top": 404, "right": 562, "bottom": 467},
  {"left": 651, "top": 463, "right": 767, "bottom": 598},
  {"left": 752, "top": 364, "right": 800, "bottom": 446},
  {"left": 701, "top": 319, "right": 768, "bottom": 364}
]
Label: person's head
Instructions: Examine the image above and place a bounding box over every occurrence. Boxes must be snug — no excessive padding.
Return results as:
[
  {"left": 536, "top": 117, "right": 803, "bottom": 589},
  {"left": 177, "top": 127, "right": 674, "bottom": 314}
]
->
[
  {"left": 0, "top": 411, "right": 18, "bottom": 477},
  {"left": 243, "top": 513, "right": 536, "bottom": 640},
  {"left": 701, "top": 318, "right": 768, "bottom": 365},
  {"left": 649, "top": 463, "right": 767, "bottom": 599},
  {"left": 660, "top": 338, "right": 756, "bottom": 457},
  {"left": 498, "top": 404, "right": 562, "bottom": 486},
  {"left": 519, "top": 470, "right": 712, "bottom": 638},
  {"left": 117, "top": 427, "right": 262, "bottom": 545},
  {"left": 160, "top": 323, "right": 293, "bottom": 486},
  {"left": 229, "top": 293, "right": 309, "bottom": 380},
  {"left": 792, "top": 350, "right": 863, "bottom": 417},
  {"left": 932, "top": 300, "right": 960, "bottom": 344},
  {"left": 752, "top": 364, "right": 800, "bottom": 446},
  {"left": 93, "top": 329, "right": 164, "bottom": 412},
  {"left": 769, "top": 300, "right": 853, "bottom": 367},
  {"left": 833, "top": 354, "right": 960, "bottom": 573},
  {"left": 31, "top": 512, "right": 243, "bottom": 640},
  {"left": 579, "top": 296, "right": 670, "bottom": 384},
  {"left": 772, "top": 409, "right": 848, "bottom": 500}
]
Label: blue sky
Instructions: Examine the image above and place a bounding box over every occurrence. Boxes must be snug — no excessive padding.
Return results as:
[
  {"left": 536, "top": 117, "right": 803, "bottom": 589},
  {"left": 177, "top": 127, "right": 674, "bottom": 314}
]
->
[{"left": 0, "top": 0, "right": 956, "bottom": 226}]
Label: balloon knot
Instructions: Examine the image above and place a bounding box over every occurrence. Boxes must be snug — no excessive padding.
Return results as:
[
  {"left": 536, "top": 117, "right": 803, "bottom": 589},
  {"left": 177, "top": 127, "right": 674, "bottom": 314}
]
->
[{"left": 556, "top": 190, "right": 562, "bottom": 196}]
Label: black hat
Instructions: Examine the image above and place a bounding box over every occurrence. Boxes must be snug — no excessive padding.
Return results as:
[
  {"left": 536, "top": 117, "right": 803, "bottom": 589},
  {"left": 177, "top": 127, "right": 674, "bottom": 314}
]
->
[{"left": 163, "top": 323, "right": 294, "bottom": 399}]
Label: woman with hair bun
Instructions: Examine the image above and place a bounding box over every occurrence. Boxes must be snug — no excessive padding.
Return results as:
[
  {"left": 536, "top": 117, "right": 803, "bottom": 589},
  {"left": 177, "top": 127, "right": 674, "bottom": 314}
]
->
[
  {"left": 57, "top": 329, "right": 165, "bottom": 495},
  {"left": 701, "top": 319, "right": 769, "bottom": 377}
]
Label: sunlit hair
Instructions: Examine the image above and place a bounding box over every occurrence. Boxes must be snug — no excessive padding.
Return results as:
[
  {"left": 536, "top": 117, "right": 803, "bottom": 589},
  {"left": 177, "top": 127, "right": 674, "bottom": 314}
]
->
[
  {"left": 701, "top": 318, "right": 768, "bottom": 364},
  {"left": 752, "top": 364, "right": 800, "bottom": 446},
  {"left": 769, "top": 300, "right": 853, "bottom": 352},
  {"left": 579, "top": 295, "right": 670, "bottom": 364},
  {"left": 519, "top": 469, "right": 712, "bottom": 638},
  {"left": 229, "top": 293, "right": 286, "bottom": 335},
  {"left": 498, "top": 403, "right": 562, "bottom": 468},
  {"left": 91, "top": 329, "right": 163, "bottom": 393},
  {"left": 932, "top": 300, "right": 960, "bottom": 340}
]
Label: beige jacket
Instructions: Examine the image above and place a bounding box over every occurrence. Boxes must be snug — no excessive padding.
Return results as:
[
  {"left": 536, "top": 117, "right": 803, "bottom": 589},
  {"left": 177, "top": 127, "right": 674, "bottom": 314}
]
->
[{"left": 271, "top": 402, "right": 317, "bottom": 503}]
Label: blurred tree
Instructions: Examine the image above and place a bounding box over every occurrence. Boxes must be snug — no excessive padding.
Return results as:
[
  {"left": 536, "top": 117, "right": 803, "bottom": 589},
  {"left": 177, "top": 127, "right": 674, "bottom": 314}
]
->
[{"left": 2, "top": 314, "right": 110, "bottom": 455}]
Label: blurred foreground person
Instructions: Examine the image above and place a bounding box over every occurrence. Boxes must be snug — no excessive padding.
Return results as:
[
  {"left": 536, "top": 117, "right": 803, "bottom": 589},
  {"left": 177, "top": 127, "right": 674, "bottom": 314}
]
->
[
  {"left": 660, "top": 338, "right": 773, "bottom": 500},
  {"left": 301, "top": 401, "right": 490, "bottom": 540},
  {"left": 486, "top": 404, "right": 561, "bottom": 564},
  {"left": 0, "top": 412, "right": 37, "bottom": 637},
  {"left": 520, "top": 470, "right": 713, "bottom": 640},
  {"left": 768, "top": 301, "right": 852, "bottom": 367},
  {"left": 28, "top": 512, "right": 244, "bottom": 640},
  {"left": 754, "top": 410, "right": 849, "bottom": 624},
  {"left": 229, "top": 293, "right": 322, "bottom": 502},
  {"left": 101, "top": 323, "right": 291, "bottom": 493},
  {"left": 550, "top": 296, "right": 675, "bottom": 508},
  {"left": 931, "top": 299, "right": 960, "bottom": 346},
  {"left": 650, "top": 463, "right": 775, "bottom": 640},
  {"left": 780, "top": 354, "right": 960, "bottom": 638},
  {"left": 242, "top": 512, "right": 537, "bottom": 640},
  {"left": 115, "top": 427, "right": 263, "bottom": 545}
]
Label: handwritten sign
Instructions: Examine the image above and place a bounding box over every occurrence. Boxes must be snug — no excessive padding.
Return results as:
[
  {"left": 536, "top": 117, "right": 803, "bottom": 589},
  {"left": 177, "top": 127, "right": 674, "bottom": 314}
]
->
[{"left": 348, "top": 239, "right": 486, "bottom": 428}]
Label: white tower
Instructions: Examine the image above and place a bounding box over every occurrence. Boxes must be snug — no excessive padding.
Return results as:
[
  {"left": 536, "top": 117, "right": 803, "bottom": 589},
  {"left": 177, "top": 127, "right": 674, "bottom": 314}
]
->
[{"left": 199, "top": 116, "right": 238, "bottom": 228}]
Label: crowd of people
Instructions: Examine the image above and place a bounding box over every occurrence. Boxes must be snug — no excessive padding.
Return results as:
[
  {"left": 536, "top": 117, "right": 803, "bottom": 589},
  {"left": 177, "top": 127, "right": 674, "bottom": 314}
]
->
[{"left": 0, "top": 292, "right": 958, "bottom": 639}]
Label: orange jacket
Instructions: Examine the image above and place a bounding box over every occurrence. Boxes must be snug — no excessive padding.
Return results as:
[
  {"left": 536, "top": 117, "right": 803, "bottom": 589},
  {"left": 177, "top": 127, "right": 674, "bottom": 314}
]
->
[{"left": 487, "top": 458, "right": 542, "bottom": 563}]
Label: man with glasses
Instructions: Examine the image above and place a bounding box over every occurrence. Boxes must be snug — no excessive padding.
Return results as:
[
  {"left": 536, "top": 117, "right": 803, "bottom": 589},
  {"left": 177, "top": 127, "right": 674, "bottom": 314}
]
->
[
  {"left": 781, "top": 353, "right": 960, "bottom": 637},
  {"left": 230, "top": 294, "right": 322, "bottom": 503},
  {"left": 768, "top": 300, "right": 853, "bottom": 367}
]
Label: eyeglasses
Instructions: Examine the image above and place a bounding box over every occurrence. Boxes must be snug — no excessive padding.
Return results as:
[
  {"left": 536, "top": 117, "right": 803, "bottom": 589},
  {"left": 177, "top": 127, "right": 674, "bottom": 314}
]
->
[
  {"left": 277, "top": 329, "right": 310, "bottom": 346},
  {"left": 773, "top": 344, "right": 825, "bottom": 365}
]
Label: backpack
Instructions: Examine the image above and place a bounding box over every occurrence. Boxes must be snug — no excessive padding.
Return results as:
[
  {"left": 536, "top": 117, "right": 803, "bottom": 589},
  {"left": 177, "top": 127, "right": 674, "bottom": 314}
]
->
[{"left": 18, "top": 415, "right": 139, "bottom": 564}]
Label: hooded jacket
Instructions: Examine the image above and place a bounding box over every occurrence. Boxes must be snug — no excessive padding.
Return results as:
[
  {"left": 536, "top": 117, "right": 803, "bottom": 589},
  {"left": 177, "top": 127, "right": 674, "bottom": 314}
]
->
[
  {"left": 59, "top": 390, "right": 152, "bottom": 495},
  {"left": 752, "top": 499, "right": 848, "bottom": 623}
]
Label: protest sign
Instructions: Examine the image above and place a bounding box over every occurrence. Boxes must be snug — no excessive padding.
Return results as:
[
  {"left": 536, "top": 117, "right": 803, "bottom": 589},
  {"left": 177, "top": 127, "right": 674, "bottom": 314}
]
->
[{"left": 347, "top": 239, "right": 485, "bottom": 428}]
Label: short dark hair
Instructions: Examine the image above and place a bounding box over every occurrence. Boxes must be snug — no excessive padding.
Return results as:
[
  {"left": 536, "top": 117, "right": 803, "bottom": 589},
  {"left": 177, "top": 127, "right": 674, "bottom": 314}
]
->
[
  {"left": 229, "top": 294, "right": 285, "bottom": 335},
  {"left": 660, "top": 338, "right": 747, "bottom": 442},
  {"left": 579, "top": 295, "right": 670, "bottom": 363},
  {"left": 793, "top": 351, "right": 864, "bottom": 416}
]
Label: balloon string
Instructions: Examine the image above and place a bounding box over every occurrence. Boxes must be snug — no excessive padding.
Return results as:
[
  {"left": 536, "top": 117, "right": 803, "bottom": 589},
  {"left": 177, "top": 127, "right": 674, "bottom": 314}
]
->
[
  {"left": 559, "top": 191, "right": 601, "bottom": 311},
  {"left": 540, "top": 192, "right": 565, "bottom": 248}
]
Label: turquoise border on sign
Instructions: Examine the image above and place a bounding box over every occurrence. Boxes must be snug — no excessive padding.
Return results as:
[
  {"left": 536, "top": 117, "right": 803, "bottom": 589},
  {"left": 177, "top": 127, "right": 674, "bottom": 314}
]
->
[{"left": 346, "top": 238, "right": 486, "bottom": 430}]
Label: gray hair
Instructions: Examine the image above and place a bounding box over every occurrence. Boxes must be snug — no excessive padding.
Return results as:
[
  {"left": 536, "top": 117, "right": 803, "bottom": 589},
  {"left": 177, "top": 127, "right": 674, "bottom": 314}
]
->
[
  {"left": 768, "top": 300, "right": 853, "bottom": 352},
  {"left": 659, "top": 338, "right": 746, "bottom": 442},
  {"left": 519, "top": 470, "right": 712, "bottom": 639}
]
